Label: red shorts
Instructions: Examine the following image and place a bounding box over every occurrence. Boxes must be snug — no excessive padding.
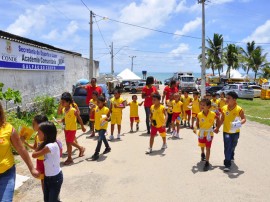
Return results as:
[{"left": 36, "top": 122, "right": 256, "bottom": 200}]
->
[
  {"left": 90, "top": 111, "right": 95, "bottom": 121},
  {"left": 151, "top": 126, "right": 166, "bottom": 138},
  {"left": 185, "top": 110, "right": 191, "bottom": 116},
  {"left": 36, "top": 159, "right": 45, "bottom": 180},
  {"left": 198, "top": 136, "right": 213, "bottom": 148},
  {"left": 172, "top": 113, "right": 181, "bottom": 122},
  {"left": 130, "top": 117, "right": 139, "bottom": 123},
  {"left": 64, "top": 130, "right": 76, "bottom": 143}
]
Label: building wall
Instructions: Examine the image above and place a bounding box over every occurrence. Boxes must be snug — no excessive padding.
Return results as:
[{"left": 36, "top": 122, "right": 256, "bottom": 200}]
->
[{"left": 0, "top": 53, "right": 98, "bottom": 108}]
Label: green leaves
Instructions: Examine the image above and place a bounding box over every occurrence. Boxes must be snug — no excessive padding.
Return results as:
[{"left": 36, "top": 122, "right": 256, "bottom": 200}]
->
[{"left": 0, "top": 83, "right": 22, "bottom": 109}]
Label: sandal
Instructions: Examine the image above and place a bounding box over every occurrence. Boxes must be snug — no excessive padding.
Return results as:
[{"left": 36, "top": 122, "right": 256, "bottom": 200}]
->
[
  {"left": 79, "top": 147, "right": 86, "bottom": 157},
  {"left": 64, "top": 159, "right": 74, "bottom": 165}
]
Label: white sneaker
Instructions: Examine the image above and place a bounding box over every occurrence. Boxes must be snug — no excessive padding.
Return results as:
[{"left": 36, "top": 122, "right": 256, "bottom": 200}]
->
[
  {"left": 146, "top": 148, "right": 152, "bottom": 154},
  {"left": 224, "top": 167, "right": 230, "bottom": 172},
  {"left": 161, "top": 144, "right": 167, "bottom": 149},
  {"left": 117, "top": 134, "right": 121, "bottom": 139},
  {"left": 175, "top": 133, "right": 180, "bottom": 138},
  {"left": 108, "top": 135, "right": 114, "bottom": 141},
  {"left": 171, "top": 130, "right": 176, "bottom": 136}
]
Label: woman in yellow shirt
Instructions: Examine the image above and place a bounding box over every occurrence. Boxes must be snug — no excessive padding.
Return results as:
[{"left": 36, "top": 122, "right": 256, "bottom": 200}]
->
[{"left": 0, "top": 103, "right": 39, "bottom": 201}]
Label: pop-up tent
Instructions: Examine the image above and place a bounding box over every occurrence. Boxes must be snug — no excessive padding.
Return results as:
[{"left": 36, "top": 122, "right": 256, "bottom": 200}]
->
[
  {"left": 117, "top": 68, "right": 141, "bottom": 81},
  {"left": 221, "top": 69, "right": 243, "bottom": 79}
]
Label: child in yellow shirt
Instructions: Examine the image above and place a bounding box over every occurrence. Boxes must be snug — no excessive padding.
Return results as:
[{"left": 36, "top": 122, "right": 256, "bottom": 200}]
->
[
  {"left": 182, "top": 91, "right": 193, "bottom": 128},
  {"left": 219, "top": 92, "right": 226, "bottom": 110},
  {"left": 127, "top": 95, "right": 144, "bottom": 133},
  {"left": 89, "top": 91, "right": 98, "bottom": 137},
  {"left": 171, "top": 93, "right": 184, "bottom": 138},
  {"left": 22, "top": 115, "right": 48, "bottom": 192},
  {"left": 60, "top": 92, "right": 86, "bottom": 165},
  {"left": 146, "top": 94, "right": 168, "bottom": 154},
  {"left": 194, "top": 99, "right": 220, "bottom": 171},
  {"left": 218, "top": 91, "right": 246, "bottom": 172},
  {"left": 191, "top": 91, "right": 201, "bottom": 129},
  {"left": 109, "top": 89, "right": 126, "bottom": 140},
  {"left": 91, "top": 96, "right": 111, "bottom": 161},
  {"left": 166, "top": 94, "right": 174, "bottom": 133}
]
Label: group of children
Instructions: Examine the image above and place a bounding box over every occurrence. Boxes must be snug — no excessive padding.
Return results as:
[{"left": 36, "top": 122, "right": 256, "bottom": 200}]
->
[{"left": 19, "top": 84, "right": 246, "bottom": 200}]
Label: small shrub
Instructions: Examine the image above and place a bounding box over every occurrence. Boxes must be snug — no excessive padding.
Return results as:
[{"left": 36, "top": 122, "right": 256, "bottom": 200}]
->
[{"left": 34, "top": 96, "right": 57, "bottom": 115}]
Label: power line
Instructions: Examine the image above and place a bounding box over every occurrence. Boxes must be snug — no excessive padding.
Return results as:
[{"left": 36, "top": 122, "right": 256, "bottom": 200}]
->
[
  {"left": 94, "top": 12, "right": 270, "bottom": 45},
  {"left": 80, "top": 0, "right": 91, "bottom": 12},
  {"left": 94, "top": 16, "right": 110, "bottom": 50}
]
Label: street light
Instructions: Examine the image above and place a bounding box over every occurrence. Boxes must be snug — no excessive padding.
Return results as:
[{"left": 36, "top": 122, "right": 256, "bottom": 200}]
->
[{"left": 129, "top": 56, "right": 136, "bottom": 72}]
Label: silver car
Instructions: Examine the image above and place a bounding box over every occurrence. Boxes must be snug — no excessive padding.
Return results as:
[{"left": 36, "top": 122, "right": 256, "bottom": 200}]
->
[{"left": 217, "top": 84, "right": 254, "bottom": 100}]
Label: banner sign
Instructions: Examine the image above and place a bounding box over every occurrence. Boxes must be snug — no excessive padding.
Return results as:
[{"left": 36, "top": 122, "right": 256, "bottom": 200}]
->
[{"left": 0, "top": 39, "right": 65, "bottom": 71}]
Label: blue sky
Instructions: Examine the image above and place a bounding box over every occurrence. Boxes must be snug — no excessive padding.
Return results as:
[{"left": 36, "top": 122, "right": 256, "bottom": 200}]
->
[{"left": 1, "top": 0, "right": 270, "bottom": 73}]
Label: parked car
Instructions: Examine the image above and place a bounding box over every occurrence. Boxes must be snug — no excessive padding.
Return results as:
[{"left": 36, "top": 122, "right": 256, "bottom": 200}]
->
[
  {"left": 206, "top": 86, "right": 224, "bottom": 95},
  {"left": 164, "top": 79, "right": 171, "bottom": 86},
  {"left": 131, "top": 82, "right": 146, "bottom": 94},
  {"left": 72, "top": 83, "right": 110, "bottom": 124},
  {"left": 217, "top": 84, "right": 254, "bottom": 100},
  {"left": 249, "top": 85, "right": 262, "bottom": 98}
]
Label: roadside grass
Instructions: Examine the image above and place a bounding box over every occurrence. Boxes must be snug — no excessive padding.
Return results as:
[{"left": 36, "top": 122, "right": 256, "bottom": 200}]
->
[{"left": 237, "top": 98, "right": 270, "bottom": 126}]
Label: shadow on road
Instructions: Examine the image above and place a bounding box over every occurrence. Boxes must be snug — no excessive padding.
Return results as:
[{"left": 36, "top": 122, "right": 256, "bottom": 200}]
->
[
  {"left": 85, "top": 155, "right": 107, "bottom": 162},
  {"left": 191, "top": 161, "right": 218, "bottom": 173},
  {"left": 146, "top": 149, "right": 166, "bottom": 157},
  {"left": 167, "top": 137, "right": 183, "bottom": 141},
  {"left": 219, "top": 162, "right": 245, "bottom": 179}
]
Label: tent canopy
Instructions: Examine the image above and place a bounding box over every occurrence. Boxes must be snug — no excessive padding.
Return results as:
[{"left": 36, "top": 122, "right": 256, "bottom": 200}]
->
[
  {"left": 117, "top": 68, "right": 141, "bottom": 81},
  {"left": 221, "top": 69, "right": 243, "bottom": 79}
]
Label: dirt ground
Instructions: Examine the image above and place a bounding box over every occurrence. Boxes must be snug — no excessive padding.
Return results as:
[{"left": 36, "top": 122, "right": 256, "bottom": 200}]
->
[{"left": 14, "top": 86, "right": 270, "bottom": 202}]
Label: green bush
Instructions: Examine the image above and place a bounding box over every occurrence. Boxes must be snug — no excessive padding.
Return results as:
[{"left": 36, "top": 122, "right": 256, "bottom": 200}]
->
[{"left": 34, "top": 96, "right": 57, "bottom": 116}]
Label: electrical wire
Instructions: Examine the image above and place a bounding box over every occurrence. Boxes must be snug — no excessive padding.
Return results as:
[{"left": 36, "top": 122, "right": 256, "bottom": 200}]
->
[{"left": 94, "top": 16, "right": 110, "bottom": 50}]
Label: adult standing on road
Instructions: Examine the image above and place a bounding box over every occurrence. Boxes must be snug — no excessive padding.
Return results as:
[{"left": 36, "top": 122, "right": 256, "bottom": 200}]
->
[
  {"left": 142, "top": 76, "right": 158, "bottom": 134},
  {"left": 162, "top": 80, "right": 178, "bottom": 103},
  {"left": 218, "top": 91, "right": 246, "bottom": 172},
  {"left": 81, "top": 78, "right": 103, "bottom": 104},
  {"left": 0, "top": 103, "right": 39, "bottom": 202}
]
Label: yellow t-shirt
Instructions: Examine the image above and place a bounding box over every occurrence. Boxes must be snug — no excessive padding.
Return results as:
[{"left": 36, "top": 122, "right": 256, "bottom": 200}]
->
[
  {"left": 111, "top": 97, "right": 125, "bottom": 114},
  {"left": 183, "top": 96, "right": 192, "bottom": 111},
  {"left": 219, "top": 98, "right": 226, "bottom": 108},
  {"left": 95, "top": 107, "right": 110, "bottom": 130},
  {"left": 166, "top": 100, "right": 173, "bottom": 114},
  {"left": 63, "top": 107, "right": 77, "bottom": 131},
  {"left": 0, "top": 123, "right": 15, "bottom": 174},
  {"left": 211, "top": 99, "right": 220, "bottom": 112},
  {"left": 89, "top": 99, "right": 97, "bottom": 106},
  {"left": 151, "top": 104, "right": 166, "bottom": 128},
  {"left": 35, "top": 134, "right": 44, "bottom": 160},
  {"left": 129, "top": 101, "right": 139, "bottom": 117},
  {"left": 222, "top": 105, "right": 243, "bottom": 134},
  {"left": 172, "top": 100, "right": 183, "bottom": 113},
  {"left": 192, "top": 98, "right": 201, "bottom": 114},
  {"left": 197, "top": 111, "right": 216, "bottom": 137}
]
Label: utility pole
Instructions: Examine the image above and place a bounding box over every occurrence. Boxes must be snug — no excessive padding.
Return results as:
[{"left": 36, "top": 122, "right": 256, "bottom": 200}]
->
[
  {"left": 198, "top": 0, "right": 206, "bottom": 97},
  {"left": 110, "top": 42, "right": 114, "bottom": 74},
  {"left": 129, "top": 56, "right": 136, "bottom": 72},
  {"left": 89, "top": 11, "right": 94, "bottom": 79}
]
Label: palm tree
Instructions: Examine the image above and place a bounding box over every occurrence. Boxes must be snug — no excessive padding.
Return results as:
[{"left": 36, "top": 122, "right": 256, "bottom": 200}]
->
[
  {"left": 206, "top": 33, "right": 224, "bottom": 77},
  {"left": 240, "top": 41, "right": 260, "bottom": 75},
  {"left": 261, "top": 66, "right": 270, "bottom": 79},
  {"left": 250, "top": 47, "right": 269, "bottom": 80},
  {"left": 224, "top": 44, "right": 239, "bottom": 78}
]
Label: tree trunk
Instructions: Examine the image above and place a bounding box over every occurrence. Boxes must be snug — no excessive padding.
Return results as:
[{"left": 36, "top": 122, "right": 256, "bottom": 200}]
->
[
  {"left": 212, "top": 67, "right": 215, "bottom": 76},
  {"left": 247, "top": 66, "right": 250, "bottom": 75},
  {"left": 254, "top": 71, "right": 257, "bottom": 80}
]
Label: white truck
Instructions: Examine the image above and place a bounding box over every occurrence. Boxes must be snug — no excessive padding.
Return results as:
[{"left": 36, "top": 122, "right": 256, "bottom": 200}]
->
[{"left": 173, "top": 72, "right": 197, "bottom": 92}]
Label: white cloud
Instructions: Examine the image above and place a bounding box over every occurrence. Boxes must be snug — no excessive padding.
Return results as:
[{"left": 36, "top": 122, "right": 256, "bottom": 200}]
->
[
  {"left": 170, "top": 43, "right": 190, "bottom": 58},
  {"left": 174, "top": 17, "right": 201, "bottom": 38},
  {"left": 112, "top": 0, "right": 177, "bottom": 45},
  {"left": 6, "top": 5, "right": 46, "bottom": 36},
  {"left": 175, "top": 0, "right": 200, "bottom": 13},
  {"left": 243, "top": 20, "right": 270, "bottom": 43},
  {"left": 42, "top": 21, "right": 79, "bottom": 41},
  {"left": 211, "top": 0, "right": 234, "bottom": 4}
]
